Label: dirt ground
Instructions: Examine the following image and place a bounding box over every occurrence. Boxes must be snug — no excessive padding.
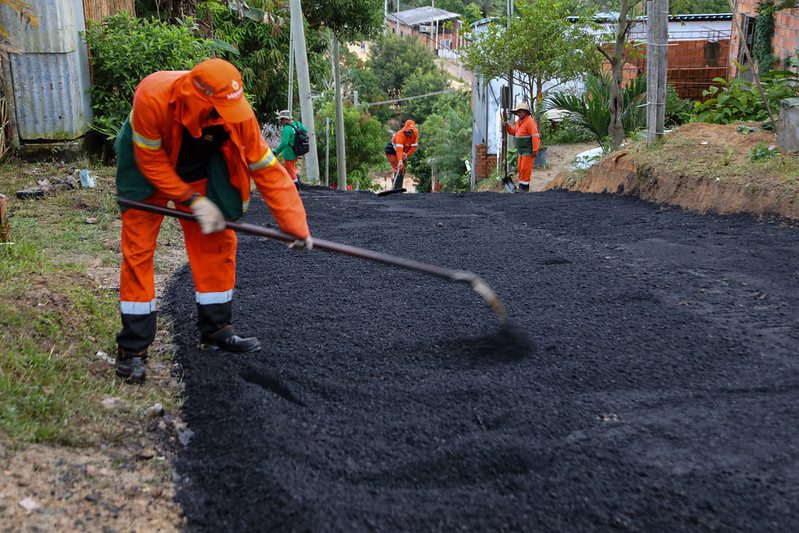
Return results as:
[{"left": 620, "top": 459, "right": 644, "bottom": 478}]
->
[
  {"left": 478, "top": 142, "right": 598, "bottom": 192},
  {"left": 548, "top": 123, "right": 799, "bottom": 219},
  {"left": 0, "top": 161, "right": 188, "bottom": 531},
  {"left": 165, "top": 188, "right": 798, "bottom": 530}
]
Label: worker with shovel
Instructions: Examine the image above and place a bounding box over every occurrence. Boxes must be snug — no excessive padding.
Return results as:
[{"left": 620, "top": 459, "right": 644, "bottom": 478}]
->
[
  {"left": 503, "top": 102, "right": 540, "bottom": 193},
  {"left": 113, "top": 58, "right": 311, "bottom": 384},
  {"left": 384, "top": 119, "right": 419, "bottom": 190}
]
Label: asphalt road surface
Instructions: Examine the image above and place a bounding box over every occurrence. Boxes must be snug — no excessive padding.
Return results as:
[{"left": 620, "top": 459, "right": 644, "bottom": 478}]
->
[{"left": 165, "top": 189, "right": 798, "bottom": 531}]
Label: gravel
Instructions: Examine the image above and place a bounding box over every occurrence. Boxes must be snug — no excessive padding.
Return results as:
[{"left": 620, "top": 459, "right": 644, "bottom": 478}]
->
[{"left": 166, "top": 189, "right": 799, "bottom": 531}]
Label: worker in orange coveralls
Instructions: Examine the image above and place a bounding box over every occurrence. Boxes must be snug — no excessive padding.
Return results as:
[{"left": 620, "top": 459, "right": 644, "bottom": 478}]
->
[
  {"left": 503, "top": 102, "right": 540, "bottom": 193},
  {"left": 113, "top": 58, "right": 312, "bottom": 384},
  {"left": 384, "top": 119, "right": 419, "bottom": 190}
]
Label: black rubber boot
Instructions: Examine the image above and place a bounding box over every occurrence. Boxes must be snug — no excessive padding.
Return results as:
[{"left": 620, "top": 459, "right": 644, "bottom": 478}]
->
[
  {"left": 513, "top": 182, "right": 530, "bottom": 193},
  {"left": 201, "top": 326, "right": 261, "bottom": 353},
  {"left": 115, "top": 348, "right": 147, "bottom": 384}
]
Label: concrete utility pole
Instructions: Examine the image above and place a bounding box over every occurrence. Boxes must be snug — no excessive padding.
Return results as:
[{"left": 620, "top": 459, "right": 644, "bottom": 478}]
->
[
  {"left": 332, "top": 36, "right": 347, "bottom": 189},
  {"left": 287, "top": 24, "right": 294, "bottom": 114},
  {"left": 289, "top": 0, "right": 320, "bottom": 182},
  {"left": 325, "top": 117, "right": 331, "bottom": 186},
  {"left": 646, "top": 0, "right": 668, "bottom": 144},
  {"left": 503, "top": 0, "right": 514, "bottom": 180},
  {"left": 396, "top": 0, "right": 400, "bottom": 33}
]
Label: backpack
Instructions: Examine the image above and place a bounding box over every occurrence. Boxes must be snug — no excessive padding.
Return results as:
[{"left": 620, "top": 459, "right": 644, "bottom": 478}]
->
[{"left": 290, "top": 122, "right": 310, "bottom": 156}]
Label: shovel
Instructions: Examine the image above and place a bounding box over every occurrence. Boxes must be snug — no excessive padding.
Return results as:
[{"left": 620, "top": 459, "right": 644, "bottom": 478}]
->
[{"left": 117, "top": 198, "right": 508, "bottom": 322}]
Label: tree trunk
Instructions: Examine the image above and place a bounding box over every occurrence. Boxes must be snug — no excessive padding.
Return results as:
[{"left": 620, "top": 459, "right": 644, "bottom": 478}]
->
[
  {"left": 608, "top": 0, "right": 638, "bottom": 150},
  {"left": 608, "top": 57, "right": 625, "bottom": 149}
]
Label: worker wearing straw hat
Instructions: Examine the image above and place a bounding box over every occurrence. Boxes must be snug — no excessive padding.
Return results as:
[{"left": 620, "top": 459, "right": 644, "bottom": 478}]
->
[{"left": 503, "top": 102, "right": 540, "bottom": 193}]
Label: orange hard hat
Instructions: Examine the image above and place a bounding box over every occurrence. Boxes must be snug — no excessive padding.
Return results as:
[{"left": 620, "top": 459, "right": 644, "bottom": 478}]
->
[{"left": 188, "top": 58, "right": 254, "bottom": 123}]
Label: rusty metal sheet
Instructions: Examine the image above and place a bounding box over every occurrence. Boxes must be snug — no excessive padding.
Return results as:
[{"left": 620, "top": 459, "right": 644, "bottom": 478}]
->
[{"left": 2, "top": 0, "right": 93, "bottom": 140}]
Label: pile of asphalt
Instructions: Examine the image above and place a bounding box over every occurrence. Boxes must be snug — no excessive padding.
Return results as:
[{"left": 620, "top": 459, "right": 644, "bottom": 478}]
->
[{"left": 165, "top": 189, "right": 799, "bottom": 531}]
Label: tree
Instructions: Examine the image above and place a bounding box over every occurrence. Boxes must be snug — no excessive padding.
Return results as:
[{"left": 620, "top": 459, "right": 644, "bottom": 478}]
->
[
  {"left": 315, "top": 102, "right": 388, "bottom": 189},
  {"left": 304, "top": 0, "right": 384, "bottom": 40},
  {"left": 200, "top": 0, "right": 329, "bottom": 122},
  {"left": 462, "top": 0, "right": 599, "bottom": 107},
  {"left": 406, "top": 92, "right": 472, "bottom": 192},
  {"left": 463, "top": 2, "right": 483, "bottom": 22},
  {"left": 596, "top": 0, "right": 643, "bottom": 149},
  {"left": 398, "top": 68, "right": 450, "bottom": 123},
  {"left": 669, "top": 0, "right": 729, "bottom": 12},
  {"left": 369, "top": 35, "right": 443, "bottom": 98}
]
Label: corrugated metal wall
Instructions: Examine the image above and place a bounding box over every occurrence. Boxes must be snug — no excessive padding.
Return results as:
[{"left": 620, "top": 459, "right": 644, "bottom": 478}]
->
[
  {"left": 83, "top": 0, "right": 135, "bottom": 22},
  {"left": 0, "top": 0, "right": 93, "bottom": 140}
]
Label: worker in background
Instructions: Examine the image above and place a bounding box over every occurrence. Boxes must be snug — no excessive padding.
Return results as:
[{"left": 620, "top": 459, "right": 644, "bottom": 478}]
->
[
  {"left": 274, "top": 109, "right": 309, "bottom": 189},
  {"left": 114, "top": 58, "right": 312, "bottom": 384},
  {"left": 384, "top": 119, "right": 419, "bottom": 190},
  {"left": 503, "top": 102, "right": 540, "bottom": 193}
]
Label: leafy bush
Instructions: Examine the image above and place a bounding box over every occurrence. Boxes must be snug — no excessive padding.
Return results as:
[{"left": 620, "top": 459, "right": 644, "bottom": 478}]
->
[
  {"left": 538, "top": 117, "right": 595, "bottom": 144},
  {"left": 665, "top": 86, "right": 694, "bottom": 127},
  {"left": 84, "top": 13, "right": 216, "bottom": 141},
  {"left": 690, "top": 64, "right": 799, "bottom": 124},
  {"left": 315, "top": 103, "right": 388, "bottom": 190},
  {"left": 200, "top": 1, "right": 329, "bottom": 122},
  {"left": 407, "top": 92, "right": 472, "bottom": 192}
]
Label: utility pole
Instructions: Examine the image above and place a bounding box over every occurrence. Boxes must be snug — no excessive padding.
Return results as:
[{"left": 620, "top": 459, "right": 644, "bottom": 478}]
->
[
  {"left": 396, "top": 0, "right": 400, "bottom": 33},
  {"left": 332, "top": 35, "right": 347, "bottom": 189},
  {"left": 384, "top": 0, "right": 389, "bottom": 34},
  {"left": 646, "top": 0, "right": 668, "bottom": 144},
  {"left": 503, "top": 0, "right": 514, "bottom": 181},
  {"left": 325, "top": 116, "right": 330, "bottom": 186},
  {"left": 289, "top": 0, "right": 320, "bottom": 182},
  {"left": 287, "top": 24, "right": 294, "bottom": 114}
]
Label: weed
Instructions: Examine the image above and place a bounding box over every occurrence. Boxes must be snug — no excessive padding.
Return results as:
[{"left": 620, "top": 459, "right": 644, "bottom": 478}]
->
[{"left": 750, "top": 142, "right": 779, "bottom": 162}]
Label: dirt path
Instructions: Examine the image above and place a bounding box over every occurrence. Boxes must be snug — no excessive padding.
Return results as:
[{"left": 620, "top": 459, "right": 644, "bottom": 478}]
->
[{"left": 166, "top": 189, "right": 798, "bottom": 530}]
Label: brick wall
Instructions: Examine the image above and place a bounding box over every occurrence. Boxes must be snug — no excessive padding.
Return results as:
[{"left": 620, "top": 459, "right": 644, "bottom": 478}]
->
[
  {"left": 729, "top": 2, "right": 799, "bottom": 77},
  {"left": 474, "top": 144, "right": 496, "bottom": 180},
  {"left": 602, "top": 38, "right": 730, "bottom": 100}
]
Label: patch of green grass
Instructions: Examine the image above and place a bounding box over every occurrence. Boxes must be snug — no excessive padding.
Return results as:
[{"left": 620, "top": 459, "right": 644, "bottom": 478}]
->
[{"left": 0, "top": 159, "right": 181, "bottom": 446}]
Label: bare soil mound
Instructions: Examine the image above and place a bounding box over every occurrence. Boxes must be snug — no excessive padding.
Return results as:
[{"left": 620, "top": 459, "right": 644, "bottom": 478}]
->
[
  {"left": 166, "top": 189, "right": 798, "bottom": 531},
  {"left": 547, "top": 123, "right": 799, "bottom": 219}
]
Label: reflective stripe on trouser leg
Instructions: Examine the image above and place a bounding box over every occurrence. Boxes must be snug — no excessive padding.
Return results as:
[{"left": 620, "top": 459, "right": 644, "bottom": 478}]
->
[
  {"left": 179, "top": 215, "right": 237, "bottom": 336},
  {"left": 118, "top": 202, "right": 164, "bottom": 352},
  {"left": 517, "top": 155, "right": 534, "bottom": 186}
]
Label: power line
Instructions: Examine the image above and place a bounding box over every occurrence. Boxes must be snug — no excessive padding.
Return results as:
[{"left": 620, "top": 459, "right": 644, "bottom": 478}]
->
[{"left": 364, "top": 89, "right": 458, "bottom": 107}]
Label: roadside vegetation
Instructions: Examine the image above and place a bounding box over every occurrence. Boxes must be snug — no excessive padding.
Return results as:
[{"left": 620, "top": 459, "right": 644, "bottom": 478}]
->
[{"left": 0, "top": 162, "right": 183, "bottom": 446}]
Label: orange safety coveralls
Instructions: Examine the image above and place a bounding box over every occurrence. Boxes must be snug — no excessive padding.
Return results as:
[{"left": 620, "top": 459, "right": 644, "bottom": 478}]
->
[
  {"left": 505, "top": 114, "right": 541, "bottom": 187},
  {"left": 117, "top": 70, "right": 309, "bottom": 353},
  {"left": 386, "top": 119, "right": 419, "bottom": 172}
]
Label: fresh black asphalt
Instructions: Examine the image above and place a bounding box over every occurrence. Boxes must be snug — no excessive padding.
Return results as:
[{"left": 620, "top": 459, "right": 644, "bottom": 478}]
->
[{"left": 164, "top": 189, "right": 799, "bottom": 531}]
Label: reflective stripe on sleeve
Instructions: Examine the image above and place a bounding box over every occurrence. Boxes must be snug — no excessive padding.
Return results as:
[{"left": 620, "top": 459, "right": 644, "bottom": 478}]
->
[
  {"left": 195, "top": 290, "right": 233, "bottom": 305},
  {"left": 120, "top": 299, "right": 157, "bottom": 315},
  {"left": 248, "top": 149, "right": 277, "bottom": 171},
  {"left": 410, "top": 143, "right": 418, "bottom": 146},
  {"left": 132, "top": 130, "right": 162, "bottom": 150}
]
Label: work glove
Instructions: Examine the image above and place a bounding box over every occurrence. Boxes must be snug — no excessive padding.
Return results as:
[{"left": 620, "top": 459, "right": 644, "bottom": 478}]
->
[
  {"left": 189, "top": 195, "right": 226, "bottom": 234},
  {"left": 288, "top": 235, "right": 313, "bottom": 251}
]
